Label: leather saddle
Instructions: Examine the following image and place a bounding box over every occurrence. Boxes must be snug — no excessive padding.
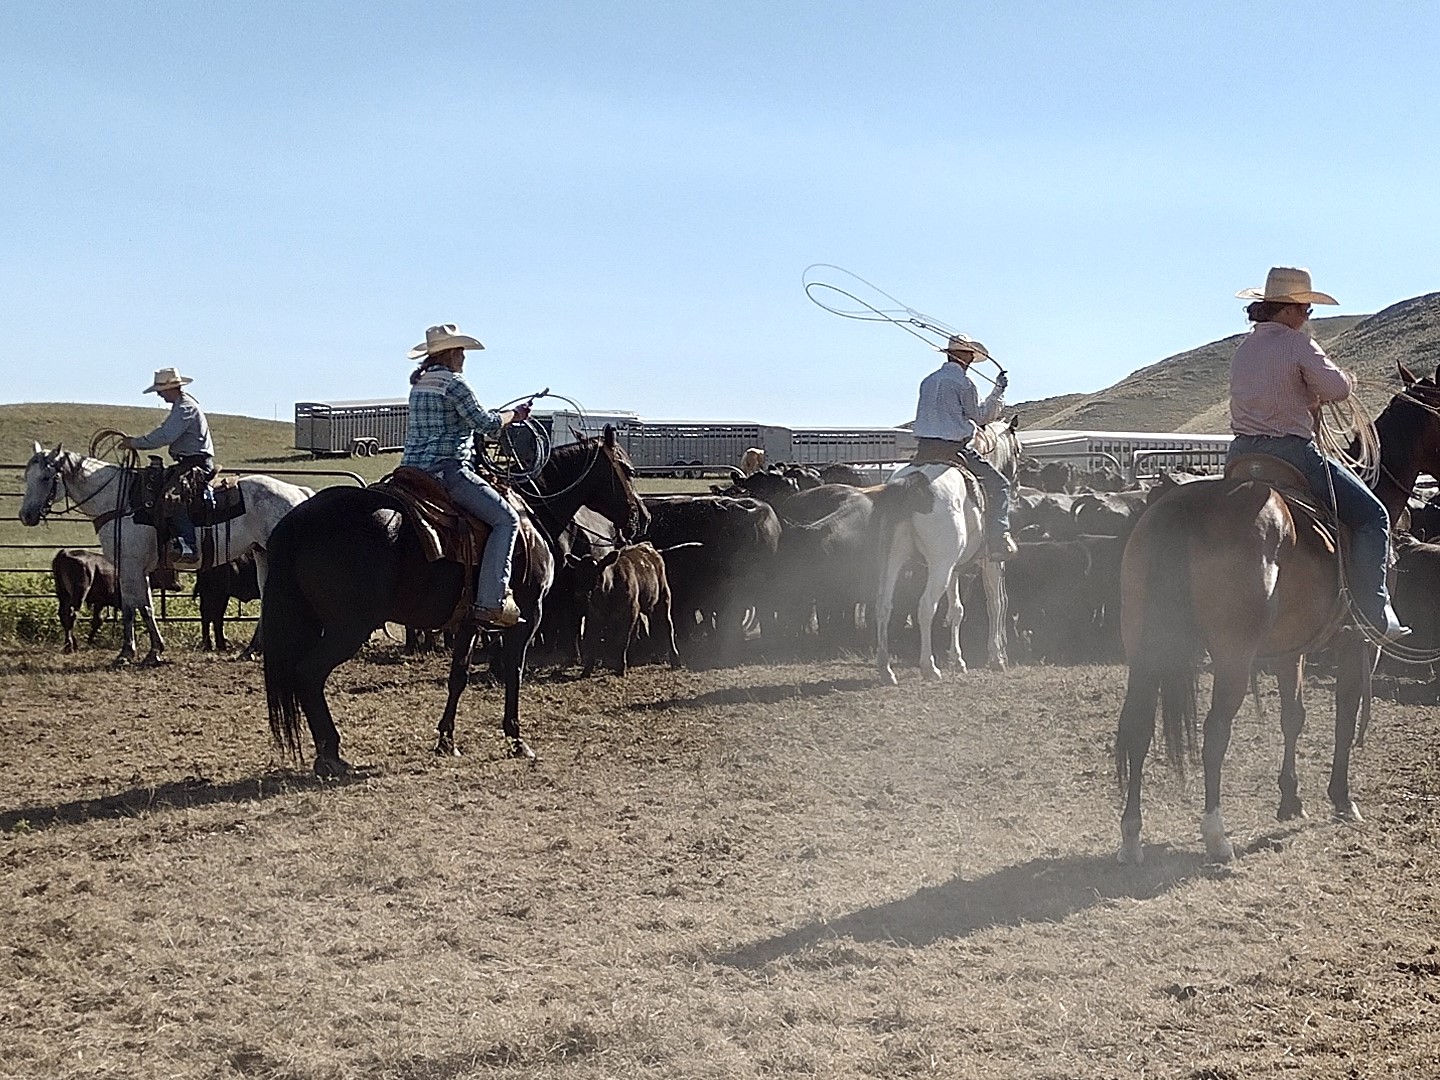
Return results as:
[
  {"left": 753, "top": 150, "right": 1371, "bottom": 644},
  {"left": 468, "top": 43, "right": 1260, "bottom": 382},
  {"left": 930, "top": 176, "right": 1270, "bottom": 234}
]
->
[
  {"left": 130, "top": 459, "right": 246, "bottom": 529},
  {"left": 1224, "top": 454, "right": 1339, "bottom": 555},
  {"left": 371, "top": 466, "right": 493, "bottom": 567}
]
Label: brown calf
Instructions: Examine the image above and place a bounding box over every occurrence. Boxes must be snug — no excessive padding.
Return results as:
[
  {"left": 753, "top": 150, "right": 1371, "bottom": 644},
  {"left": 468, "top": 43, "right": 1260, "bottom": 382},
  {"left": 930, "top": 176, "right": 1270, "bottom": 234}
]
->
[
  {"left": 51, "top": 549, "right": 178, "bottom": 653},
  {"left": 568, "top": 542, "right": 682, "bottom": 676}
]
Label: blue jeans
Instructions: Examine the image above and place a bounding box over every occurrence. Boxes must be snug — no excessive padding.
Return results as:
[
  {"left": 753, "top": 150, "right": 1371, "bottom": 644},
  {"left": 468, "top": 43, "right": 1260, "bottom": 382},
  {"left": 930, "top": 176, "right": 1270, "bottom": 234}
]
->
[
  {"left": 429, "top": 461, "right": 521, "bottom": 609},
  {"left": 1227, "top": 435, "right": 1392, "bottom": 621},
  {"left": 960, "top": 445, "right": 1011, "bottom": 536}
]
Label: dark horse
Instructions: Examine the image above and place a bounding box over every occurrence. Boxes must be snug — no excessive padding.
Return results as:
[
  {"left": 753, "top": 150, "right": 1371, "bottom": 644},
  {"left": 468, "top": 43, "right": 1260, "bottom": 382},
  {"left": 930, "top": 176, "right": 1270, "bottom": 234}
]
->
[
  {"left": 263, "top": 428, "right": 649, "bottom": 775},
  {"left": 1116, "top": 363, "right": 1440, "bottom": 864}
]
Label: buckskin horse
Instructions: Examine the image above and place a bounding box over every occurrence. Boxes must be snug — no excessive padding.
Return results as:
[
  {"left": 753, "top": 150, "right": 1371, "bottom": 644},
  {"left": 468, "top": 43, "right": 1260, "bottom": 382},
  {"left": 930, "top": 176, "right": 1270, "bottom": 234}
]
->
[
  {"left": 19, "top": 443, "right": 313, "bottom": 666},
  {"left": 873, "top": 417, "right": 1021, "bottom": 684},
  {"left": 262, "top": 427, "right": 648, "bottom": 775},
  {"left": 1116, "top": 363, "right": 1440, "bottom": 864}
]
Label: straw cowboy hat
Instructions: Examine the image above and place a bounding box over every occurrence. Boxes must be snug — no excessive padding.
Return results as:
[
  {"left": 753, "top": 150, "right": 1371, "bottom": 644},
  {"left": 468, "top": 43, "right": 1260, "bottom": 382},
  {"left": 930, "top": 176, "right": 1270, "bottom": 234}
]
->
[
  {"left": 143, "top": 367, "right": 193, "bottom": 394},
  {"left": 407, "top": 323, "right": 486, "bottom": 359},
  {"left": 935, "top": 333, "right": 992, "bottom": 360},
  {"left": 1236, "top": 267, "right": 1338, "bottom": 306}
]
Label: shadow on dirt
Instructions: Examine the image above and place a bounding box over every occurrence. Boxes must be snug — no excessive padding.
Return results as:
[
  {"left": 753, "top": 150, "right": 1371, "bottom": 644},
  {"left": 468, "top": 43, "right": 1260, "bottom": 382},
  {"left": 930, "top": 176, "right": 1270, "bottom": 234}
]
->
[
  {"left": 0, "top": 769, "right": 372, "bottom": 835},
  {"left": 628, "top": 676, "right": 875, "bottom": 711},
  {"left": 715, "top": 843, "right": 1245, "bottom": 968}
]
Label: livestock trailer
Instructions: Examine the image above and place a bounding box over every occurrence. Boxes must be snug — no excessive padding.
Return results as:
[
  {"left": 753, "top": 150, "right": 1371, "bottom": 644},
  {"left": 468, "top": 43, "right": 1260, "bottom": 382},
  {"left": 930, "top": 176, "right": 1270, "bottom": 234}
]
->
[
  {"left": 1018, "top": 428, "right": 1233, "bottom": 482},
  {"left": 294, "top": 399, "right": 410, "bottom": 457}
]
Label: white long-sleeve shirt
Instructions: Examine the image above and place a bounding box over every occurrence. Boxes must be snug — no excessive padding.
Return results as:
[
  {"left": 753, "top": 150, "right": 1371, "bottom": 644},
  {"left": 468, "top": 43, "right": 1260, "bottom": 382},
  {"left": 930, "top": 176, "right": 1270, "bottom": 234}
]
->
[{"left": 912, "top": 361, "right": 1004, "bottom": 443}]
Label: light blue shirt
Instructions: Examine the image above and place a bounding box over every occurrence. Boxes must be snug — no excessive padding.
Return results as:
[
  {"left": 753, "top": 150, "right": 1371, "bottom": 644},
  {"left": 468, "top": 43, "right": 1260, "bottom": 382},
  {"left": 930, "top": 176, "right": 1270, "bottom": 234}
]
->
[
  {"left": 130, "top": 392, "right": 214, "bottom": 460},
  {"left": 912, "top": 361, "right": 1005, "bottom": 443}
]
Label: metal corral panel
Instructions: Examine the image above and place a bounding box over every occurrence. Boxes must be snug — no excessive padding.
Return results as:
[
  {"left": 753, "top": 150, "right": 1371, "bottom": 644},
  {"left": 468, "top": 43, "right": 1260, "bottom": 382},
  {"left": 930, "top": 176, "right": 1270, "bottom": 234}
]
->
[{"left": 295, "top": 400, "right": 410, "bottom": 454}]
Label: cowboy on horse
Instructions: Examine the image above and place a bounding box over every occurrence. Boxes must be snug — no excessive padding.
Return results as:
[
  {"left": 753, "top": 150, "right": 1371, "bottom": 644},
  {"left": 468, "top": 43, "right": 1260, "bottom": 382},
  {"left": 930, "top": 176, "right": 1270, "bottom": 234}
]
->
[
  {"left": 910, "top": 333, "right": 1016, "bottom": 559},
  {"left": 1226, "top": 266, "right": 1409, "bottom": 641},
  {"left": 123, "top": 366, "right": 217, "bottom": 561}
]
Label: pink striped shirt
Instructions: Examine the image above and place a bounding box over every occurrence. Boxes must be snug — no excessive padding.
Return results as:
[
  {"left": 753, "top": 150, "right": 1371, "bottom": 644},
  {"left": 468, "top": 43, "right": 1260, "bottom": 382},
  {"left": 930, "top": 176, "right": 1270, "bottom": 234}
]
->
[{"left": 1229, "top": 322, "right": 1352, "bottom": 439}]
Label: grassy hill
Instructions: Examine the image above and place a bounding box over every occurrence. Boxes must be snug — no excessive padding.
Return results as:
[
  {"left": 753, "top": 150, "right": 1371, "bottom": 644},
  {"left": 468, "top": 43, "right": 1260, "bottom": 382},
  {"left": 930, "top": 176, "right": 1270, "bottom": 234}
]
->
[{"left": 1017, "top": 313, "right": 1368, "bottom": 433}]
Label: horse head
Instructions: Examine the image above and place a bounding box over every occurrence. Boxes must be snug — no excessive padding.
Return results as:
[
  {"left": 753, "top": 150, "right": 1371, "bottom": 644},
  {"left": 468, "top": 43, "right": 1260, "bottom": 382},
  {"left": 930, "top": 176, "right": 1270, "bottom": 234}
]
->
[
  {"left": 595, "top": 424, "right": 650, "bottom": 541},
  {"left": 19, "top": 442, "right": 68, "bottom": 526}
]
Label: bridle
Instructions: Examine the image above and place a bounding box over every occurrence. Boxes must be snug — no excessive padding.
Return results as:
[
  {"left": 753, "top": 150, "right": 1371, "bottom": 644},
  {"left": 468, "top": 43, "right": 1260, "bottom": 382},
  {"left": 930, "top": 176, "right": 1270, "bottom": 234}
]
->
[
  {"left": 25, "top": 450, "right": 128, "bottom": 523},
  {"left": 1375, "top": 384, "right": 1440, "bottom": 503}
]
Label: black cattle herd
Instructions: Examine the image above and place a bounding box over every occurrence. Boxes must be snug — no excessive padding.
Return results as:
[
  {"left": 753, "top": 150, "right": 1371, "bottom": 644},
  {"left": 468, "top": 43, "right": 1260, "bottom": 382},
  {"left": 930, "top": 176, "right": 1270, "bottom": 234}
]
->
[{"left": 41, "top": 457, "right": 1440, "bottom": 682}]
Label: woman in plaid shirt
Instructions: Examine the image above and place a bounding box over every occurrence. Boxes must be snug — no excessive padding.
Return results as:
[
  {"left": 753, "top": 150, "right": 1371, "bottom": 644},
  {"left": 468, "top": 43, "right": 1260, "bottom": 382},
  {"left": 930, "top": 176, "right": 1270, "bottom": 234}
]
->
[
  {"left": 1225, "top": 267, "right": 1408, "bottom": 640},
  {"left": 401, "top": 324, "right": 531, "bottom": 628}
]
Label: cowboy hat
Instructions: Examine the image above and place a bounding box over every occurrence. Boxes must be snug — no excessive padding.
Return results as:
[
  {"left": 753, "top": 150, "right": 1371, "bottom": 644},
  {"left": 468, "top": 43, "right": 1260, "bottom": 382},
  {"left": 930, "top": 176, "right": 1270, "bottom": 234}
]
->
[
  {"left": 1236, "top": 267, "right": 1338, "bottom": 305},
  {"left": 144, "top": 367, "right": 193, "bottom": 394},
  {"left": 935, "top": 333, "right": 991, "bottom": 360},
  {"left": 407, "top": 323, "right": 486, "bottom": 359}
]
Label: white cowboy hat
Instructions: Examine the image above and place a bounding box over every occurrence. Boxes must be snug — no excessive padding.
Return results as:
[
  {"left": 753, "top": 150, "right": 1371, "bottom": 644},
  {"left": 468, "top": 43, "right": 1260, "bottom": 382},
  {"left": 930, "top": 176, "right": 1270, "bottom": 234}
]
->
[
  {"left": 144, "top": 367, "right": 193, "bottom": 394},
  {"left": 935, "top": 333, "right": 991, "bottom": 360},
  {"left": 407, "top": 323, "right": 486, "bottom": 359},
  {"left": 1235, "top": 266, "right": 1338, "bottom": 305}
]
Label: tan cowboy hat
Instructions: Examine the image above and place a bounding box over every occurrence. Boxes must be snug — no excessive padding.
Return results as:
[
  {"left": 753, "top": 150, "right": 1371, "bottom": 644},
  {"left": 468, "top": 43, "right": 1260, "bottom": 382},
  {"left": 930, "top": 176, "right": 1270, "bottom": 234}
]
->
[
  {"left": 1235, "top": 266, "right": 1338, "bottom": 305},
  {"left": 407, "top": 323, "right": 486, "bottom": 359},
  {"left": 935, "top": 333, "right": 991, "bottom": 360},
  {"left": 144, "top": 367, "right": 193, "bottom": 394}
]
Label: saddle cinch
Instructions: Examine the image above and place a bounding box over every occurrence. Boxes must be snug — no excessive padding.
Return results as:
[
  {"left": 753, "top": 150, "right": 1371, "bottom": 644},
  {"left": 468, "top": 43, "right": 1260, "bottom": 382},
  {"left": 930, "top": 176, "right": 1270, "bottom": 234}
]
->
[{"left": 1224, "top": 454, "right": 1340, "bottom": 556}]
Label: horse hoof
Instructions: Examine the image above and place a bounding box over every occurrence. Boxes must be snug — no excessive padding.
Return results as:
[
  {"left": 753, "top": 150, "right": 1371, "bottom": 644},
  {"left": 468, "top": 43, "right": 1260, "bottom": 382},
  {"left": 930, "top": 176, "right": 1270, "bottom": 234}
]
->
[
  {"left": 1334, "top": 801, "right": 1364, "bottom": 824},
  {"left": 510, "top": 739, "right": 536, "bottom": 760},
  {"left": 314, "top": 755, "right": 351, "bottom": 778},
  {"left": 433, "top": 738, "right": 460, "bottom": 758},
  {"left": 1277, "top": 800, "right": 1307, "bottom": 822},
  {"left": 878, "top": 668, "right": 898, "bottom": 687},
  {"left": 921, "top": 665, "right": 943, "bottom": 682},
  {"left": 1117, "top": 840, "right": 1144, "bottom": 866}
]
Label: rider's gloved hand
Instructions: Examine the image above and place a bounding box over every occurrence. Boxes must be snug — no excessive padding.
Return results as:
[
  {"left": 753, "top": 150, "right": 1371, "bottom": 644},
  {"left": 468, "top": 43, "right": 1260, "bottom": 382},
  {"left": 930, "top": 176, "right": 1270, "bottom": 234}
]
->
[
  {"left": 994, "top": 372, "right": 1009, "bottom": 392},
  {"left": 511, "top": 402, "right": 532, "bottom": 423}
]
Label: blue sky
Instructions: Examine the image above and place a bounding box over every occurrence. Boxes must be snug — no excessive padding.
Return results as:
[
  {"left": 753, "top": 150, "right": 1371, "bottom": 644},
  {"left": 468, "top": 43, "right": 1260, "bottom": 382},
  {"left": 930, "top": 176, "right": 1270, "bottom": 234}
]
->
[{"left": 4, "top": 2, "right": 1437, "bottom": 428}]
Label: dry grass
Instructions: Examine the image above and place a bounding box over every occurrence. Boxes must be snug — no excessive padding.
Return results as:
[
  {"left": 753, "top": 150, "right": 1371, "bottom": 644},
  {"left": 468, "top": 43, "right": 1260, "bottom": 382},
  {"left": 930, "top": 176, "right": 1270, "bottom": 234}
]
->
[{"left": 2, "top": 643, "right": 1438, "bottom": 1079}]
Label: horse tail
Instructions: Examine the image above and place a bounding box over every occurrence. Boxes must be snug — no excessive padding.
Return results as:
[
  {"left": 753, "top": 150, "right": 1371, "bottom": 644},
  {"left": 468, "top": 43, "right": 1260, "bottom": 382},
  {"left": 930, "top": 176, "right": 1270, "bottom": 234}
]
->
[
  {"left": 1116, "top": 500, "right": 1198, "bottom": 786},
  {"left": 871, "top": 471, "right": 934, "bottom": 595},
  {"left": 261, "top": 527, "right": 318, "bottom": 759}
]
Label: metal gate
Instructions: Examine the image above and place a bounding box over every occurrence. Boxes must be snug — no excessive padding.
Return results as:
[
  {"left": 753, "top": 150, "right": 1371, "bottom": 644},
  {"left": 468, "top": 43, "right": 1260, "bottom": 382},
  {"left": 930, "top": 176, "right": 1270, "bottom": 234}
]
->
[{"left": 0, "top": 464, "right": 365, "bottom": 629}]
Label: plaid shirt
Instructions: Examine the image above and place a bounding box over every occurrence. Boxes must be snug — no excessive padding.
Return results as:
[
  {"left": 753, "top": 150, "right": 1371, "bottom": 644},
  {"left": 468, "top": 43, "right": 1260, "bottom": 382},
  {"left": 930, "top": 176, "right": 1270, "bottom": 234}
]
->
[
  {"left": 912, "top": 360, "right": 1005, "bottom": 443},
  {"left": 400, "top": 368, "right": 503, "bottom": 470},
  {"left": 1230, "top": 322, "right": 1352, "bottom": 439}
]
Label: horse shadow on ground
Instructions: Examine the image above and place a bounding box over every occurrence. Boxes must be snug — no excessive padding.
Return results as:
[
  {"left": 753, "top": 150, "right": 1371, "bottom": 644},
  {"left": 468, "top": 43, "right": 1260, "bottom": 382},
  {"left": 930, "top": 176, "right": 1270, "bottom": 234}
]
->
[
  {"left": 713, "top": 831, "right": 1301, "bottom": 969},
  {"left": 627, "top": 676, "right": 875, "bottom": 712},
  {"left": 0, "top": 768, "right": 372, "bottom": 835}
]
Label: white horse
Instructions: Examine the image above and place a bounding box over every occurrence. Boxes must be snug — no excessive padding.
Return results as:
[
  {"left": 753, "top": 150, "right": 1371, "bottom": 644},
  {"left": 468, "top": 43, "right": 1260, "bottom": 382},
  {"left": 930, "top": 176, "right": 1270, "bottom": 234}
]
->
[
  {"left": 874, "top": 419, "right": 1021, "bottom": 685},
  {"left": 19, "top": 443, "right": 313, "bottom": 666}
]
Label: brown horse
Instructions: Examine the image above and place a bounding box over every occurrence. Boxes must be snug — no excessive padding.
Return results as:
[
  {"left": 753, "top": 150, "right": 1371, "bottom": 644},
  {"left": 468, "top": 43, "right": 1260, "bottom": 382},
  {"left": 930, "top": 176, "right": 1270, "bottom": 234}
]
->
[
  {"left": 1116, "top": 363, "right": 1440, "bottom": 864},
  {"left": 263, "top": 428, "right": 648, "bottom": 775}
]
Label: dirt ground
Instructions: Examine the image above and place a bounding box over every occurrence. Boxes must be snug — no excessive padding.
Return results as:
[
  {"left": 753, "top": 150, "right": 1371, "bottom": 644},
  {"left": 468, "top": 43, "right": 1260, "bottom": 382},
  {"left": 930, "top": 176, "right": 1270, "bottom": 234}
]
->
[{"left": 1, "top": 639, "right": 1438, "bottom": 1079}]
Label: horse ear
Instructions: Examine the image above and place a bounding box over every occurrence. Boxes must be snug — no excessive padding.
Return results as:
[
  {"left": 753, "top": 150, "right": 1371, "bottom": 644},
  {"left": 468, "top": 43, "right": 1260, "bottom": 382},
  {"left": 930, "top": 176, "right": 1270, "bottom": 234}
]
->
[
  {"left": 32, "top": 441, "right": 42, "bottom": 456},
  {"left": 1007, "top": 415, "right": 1020, "bottom": 432},
  {"left": 603, "top": 424, "right": 616, "bottom": 449},
  {"left": 1399, "top": 361, "right": 1418, "bottom": 387}
]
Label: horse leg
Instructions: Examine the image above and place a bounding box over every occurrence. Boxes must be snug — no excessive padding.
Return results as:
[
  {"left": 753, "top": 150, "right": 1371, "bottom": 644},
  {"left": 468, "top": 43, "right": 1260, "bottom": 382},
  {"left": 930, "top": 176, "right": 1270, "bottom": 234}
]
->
[
  {"left": 1200, "top": 654, "right": 1251, "bottom": 862},
  {"left": 293, "top": 623, "right": 374, "bottom": 777},
  {"left": 113, "top": 603, "right": 140, "bottom": 667},
  {"left": 434, "top": 626, "right": 479, "bottom": 757},
  {"left": 1329, "top": 631, "right": 1365, "bottom": 822},
  {"left": 942, "top": 568, "right": 967, "bottom": 674},
  {"left": 1276, "top": 654, "right": 1308, "bottom": 821},
  {"left": 239, "top": 550, "right": 267, "bottom": 660},
  {"left": 1116, "top": 666, "right": 1159, "bottom": 865},
  {"left": 875, "top": 532, "right": 912, "bottom": 686},
  {"left": 496, "top": 626, "right": 536, "bottom": 759},
  {"left": 916, "top": 558, "right": 953, "bottom": 681},
  {"left": 136, "top": 604, "right": 167, "bottom": 666}
]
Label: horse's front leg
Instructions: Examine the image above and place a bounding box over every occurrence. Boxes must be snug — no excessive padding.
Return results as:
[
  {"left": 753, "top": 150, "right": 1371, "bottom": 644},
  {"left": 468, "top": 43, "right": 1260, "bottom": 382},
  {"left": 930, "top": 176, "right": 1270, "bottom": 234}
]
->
[
  {"left": 496, "top": 624, "right": 536, "bottom": 759},
  {"left": 434, "top": 625, "right": 479, "bottom": 756},
  {"left": 1330, "top": 631, "right": 1366, "bottom": 822},
  {"left": 113, "top": 604, "right": 140, "bottom": 668}
]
